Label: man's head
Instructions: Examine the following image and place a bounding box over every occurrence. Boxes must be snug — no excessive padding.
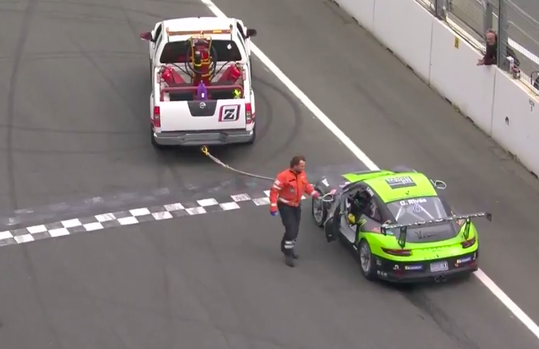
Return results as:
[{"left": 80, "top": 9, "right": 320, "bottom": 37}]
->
[
  {"left": 290, "top": 155, "right": 306, "bottom": 173},
  {"left": 485, "top": 29, "right": 497, "bottom": 45}
]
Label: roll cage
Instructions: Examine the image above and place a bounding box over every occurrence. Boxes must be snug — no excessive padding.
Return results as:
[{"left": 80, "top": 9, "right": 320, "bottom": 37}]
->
[
  {"left": 338, "top": 182, "right": 392, "bottom": 225},
  {"left": 337, "top": 180, "right": 450, "bottom": 229}
]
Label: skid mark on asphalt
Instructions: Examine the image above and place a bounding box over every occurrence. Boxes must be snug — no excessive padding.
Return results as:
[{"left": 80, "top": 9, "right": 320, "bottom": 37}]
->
[
  {"left": 0, "top": 160, "right": 368, "bottom": 247},
  {"left": 251, "top": 76, "right": 304, "bottom": 162},
  {"left": 5, "top": 0, "right": 38, "bottom": 211},
  {"left": 0, "top": 189, "right": 289, "bottom": 248},
  {"left": 0, "top": 162, "right": 363, "bottom": 230}
]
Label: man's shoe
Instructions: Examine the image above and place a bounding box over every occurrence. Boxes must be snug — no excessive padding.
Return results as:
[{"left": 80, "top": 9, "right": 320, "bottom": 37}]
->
[{"left": 284, "top": 255, "right": 295, "bottom": 267}]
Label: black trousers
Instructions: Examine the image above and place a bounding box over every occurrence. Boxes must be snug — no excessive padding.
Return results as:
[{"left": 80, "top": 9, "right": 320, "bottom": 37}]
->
[{"left": 277, "top": 202, "right": 302, "bottom": 256}]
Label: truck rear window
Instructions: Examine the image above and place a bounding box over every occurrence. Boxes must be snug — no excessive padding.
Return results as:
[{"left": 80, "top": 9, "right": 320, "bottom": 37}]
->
[{"left": 160, "top": 40, "right": 242, "bottom": 64}]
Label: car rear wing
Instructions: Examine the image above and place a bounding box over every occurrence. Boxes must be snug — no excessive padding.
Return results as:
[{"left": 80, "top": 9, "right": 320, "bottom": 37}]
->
[{"left": 380, "top": 212, "right": 492, "bottom": 248}]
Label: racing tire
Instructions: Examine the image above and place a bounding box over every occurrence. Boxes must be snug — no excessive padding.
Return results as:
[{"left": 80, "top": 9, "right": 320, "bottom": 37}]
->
[
  {"left": 311, "top": 189, "right": 327, "bottom": 227},
  {"left": 358, "top": 239, "right": 377, "bottom": 281}
]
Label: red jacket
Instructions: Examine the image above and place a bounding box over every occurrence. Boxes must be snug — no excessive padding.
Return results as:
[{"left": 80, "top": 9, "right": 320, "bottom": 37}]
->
[{"left": 269, "top": 169, "right": 318, "bottom": 212}]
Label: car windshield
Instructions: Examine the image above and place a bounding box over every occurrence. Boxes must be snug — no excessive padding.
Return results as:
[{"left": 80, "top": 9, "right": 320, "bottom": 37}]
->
[{"left": 386, "top": 197, "right": 448, "bottom": 224}]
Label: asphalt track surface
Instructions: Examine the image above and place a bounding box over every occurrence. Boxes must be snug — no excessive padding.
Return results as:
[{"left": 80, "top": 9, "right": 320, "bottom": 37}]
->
[
  {"left": 2, "top": 0, "right": 539, "bottom": 348},
  {"left": 508, "top": 0, "right": 539, "bottom": 61}
]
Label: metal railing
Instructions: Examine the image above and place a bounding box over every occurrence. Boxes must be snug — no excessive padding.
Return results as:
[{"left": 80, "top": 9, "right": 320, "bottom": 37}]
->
[{"left": 416, "top": 0, "right": 539, "bottom": 90}]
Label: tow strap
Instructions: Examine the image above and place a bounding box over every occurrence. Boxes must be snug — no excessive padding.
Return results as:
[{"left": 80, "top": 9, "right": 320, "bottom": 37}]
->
[
  {"left": 200, "top": 146, "right": 274, "bottom": 181},
  {"left": 200, "top": 146, "right": 335, "bottom": 203}
]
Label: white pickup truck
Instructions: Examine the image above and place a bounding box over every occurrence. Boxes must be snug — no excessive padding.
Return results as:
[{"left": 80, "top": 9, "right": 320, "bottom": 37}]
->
[{"left": 140, "top": 17, "right": 258, "bottom": 148}]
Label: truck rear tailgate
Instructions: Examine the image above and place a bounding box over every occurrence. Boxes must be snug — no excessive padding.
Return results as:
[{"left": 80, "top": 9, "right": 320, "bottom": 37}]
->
[{"left": 158, "top": 99, "right": 247, "bottom": 131}]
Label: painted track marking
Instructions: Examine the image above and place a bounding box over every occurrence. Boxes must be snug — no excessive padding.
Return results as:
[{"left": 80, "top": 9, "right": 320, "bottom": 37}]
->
[
  {"left": 199, "top": 0, "right": 539, "bottom": 339},
  {"left": 0, "top": 190, "right": 292, "bottom": 247}
]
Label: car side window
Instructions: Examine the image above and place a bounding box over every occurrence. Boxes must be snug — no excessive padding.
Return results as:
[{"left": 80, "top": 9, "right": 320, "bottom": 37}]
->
[
  {"left": 154, "top": 24, "right": 162, "bottom": 41},
  {"left": 365, "top": 198, "right": 382, "bottom": 223},
  {"left": 236, "top": 23, "right": 246, "bottom": 39},
  {"left": 236, "top": 32, "right": 246, "bottom": 54},
  {"left": 155, "top": 31, "right": 163, "bottom": 50}
]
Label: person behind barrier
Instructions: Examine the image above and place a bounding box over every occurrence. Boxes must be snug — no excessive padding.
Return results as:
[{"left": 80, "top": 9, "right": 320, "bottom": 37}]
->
[
  {"left": 477, "top": 29, "right": 520, "bottom": 71},
  {"left": 269, "top": 155, "right": 321, "bottom": 267}
]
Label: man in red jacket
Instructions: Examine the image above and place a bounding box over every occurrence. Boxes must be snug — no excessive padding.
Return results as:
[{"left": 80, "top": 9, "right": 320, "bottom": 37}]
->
[{"left": 269, "top": 155, "right": 323, "bottom": 267}]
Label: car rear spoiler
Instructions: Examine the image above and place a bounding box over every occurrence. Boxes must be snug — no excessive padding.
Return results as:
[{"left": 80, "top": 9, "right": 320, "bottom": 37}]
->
[{"left": 380, "top": 212, "right": 493, "bottom": 248}]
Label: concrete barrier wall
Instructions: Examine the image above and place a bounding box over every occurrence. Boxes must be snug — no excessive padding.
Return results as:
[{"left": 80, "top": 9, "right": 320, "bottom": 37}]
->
[{"left": 334, "top": 0, "right": 539, "bottom": 176}]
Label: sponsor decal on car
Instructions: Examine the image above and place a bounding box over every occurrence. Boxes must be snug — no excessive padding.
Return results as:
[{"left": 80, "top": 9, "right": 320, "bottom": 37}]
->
[
  {"left": 457, "top": 256, "right": 472, "bottom": 264},
  {"left": 399, "top": 198, "right": 427, "bottom": 206},
  {"left": 455, "top": 256, "right": 473, "bottom": 267},
  {"left": 385, "top": 176, "right": 417, "bottom": 189}
]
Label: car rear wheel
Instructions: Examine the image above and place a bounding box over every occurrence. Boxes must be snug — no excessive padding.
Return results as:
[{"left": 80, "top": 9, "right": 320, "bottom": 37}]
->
[
  {"left": 311, "top": 190, "right": 327, "bottom": 227},
  {"left": 358, "top": 240, "right": 377, "bottom": 281}
]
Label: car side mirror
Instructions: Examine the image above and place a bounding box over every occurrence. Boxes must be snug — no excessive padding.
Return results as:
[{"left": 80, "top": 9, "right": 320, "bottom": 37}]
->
[
  {"left": 140, "top": 32, "right": 153, "bottom": 41},
  {"left": 246, "top": 28, "right": 257, "bottom": 38},
  {"left": 431, "top": 179, "right": 447, "bottom": 190}
]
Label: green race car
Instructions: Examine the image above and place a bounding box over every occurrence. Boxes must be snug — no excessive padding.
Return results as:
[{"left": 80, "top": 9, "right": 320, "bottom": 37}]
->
[{"left": 311, "top": 167, "right": 492, "bottom": 283}]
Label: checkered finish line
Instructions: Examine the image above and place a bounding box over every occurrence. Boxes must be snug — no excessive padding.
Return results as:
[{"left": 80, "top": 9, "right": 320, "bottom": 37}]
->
[{"left": 0, "top": 191, "right": 308, "bottom": 247}]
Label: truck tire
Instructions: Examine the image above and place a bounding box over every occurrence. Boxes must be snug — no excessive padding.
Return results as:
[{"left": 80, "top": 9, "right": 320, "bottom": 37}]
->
[
  {"left": 150, "top": 125, "right": 164, "bottom": 150},
  {"left": 245, "top": 121, "right": 256, "bottom": 144}
]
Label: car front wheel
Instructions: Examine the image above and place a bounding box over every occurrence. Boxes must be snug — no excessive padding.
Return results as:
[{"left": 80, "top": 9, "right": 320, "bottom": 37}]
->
[{"left": 311, "top": 189, "right": 327, "bottom": 227}]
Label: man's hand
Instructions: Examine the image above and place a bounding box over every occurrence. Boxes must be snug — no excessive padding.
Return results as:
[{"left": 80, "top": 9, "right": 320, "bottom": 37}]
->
[
  {"left": 313, "top": 188, "right": 336, "bottom": 199},
  {"left": 477, "top": 58, "right": 485, "bottom": 65}
]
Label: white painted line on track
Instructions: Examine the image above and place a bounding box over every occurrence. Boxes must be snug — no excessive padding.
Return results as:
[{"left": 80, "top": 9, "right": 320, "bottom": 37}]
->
[{"left": 199, "top": 0, "right": 539, "bottom": 339}]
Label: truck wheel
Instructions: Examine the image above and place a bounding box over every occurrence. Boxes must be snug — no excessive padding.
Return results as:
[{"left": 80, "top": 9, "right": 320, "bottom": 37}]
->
[
  {"left": 150, "top": 126, "right": 164, "bottom": 150},
  {"left": 242, "top": 122, "right": 256, "bottom": 145},
  {"left": 358, "top": 239, "right": 377, "bottom": 281}
]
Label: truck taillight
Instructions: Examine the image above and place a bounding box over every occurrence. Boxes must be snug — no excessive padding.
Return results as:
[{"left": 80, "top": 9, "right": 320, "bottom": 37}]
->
[
  {"left": 153, "top": 106, "right": 161, "bottom": 128},
  {"left": 245, "top": 103, "right": 253, "bottom": 124}
]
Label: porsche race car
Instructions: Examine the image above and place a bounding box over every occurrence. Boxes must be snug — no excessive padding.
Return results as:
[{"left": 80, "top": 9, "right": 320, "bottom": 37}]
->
[{"left": 311, "top": 167, "right": 492, "bottom": 283}]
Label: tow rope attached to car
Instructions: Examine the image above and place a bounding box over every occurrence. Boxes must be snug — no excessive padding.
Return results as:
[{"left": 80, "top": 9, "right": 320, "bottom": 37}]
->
[
  {"left": 200, "top": 146, "right": 274, "bottom": 181},
  {"left": 200, "top": 146, "right": 336, "bottom": 203}
]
